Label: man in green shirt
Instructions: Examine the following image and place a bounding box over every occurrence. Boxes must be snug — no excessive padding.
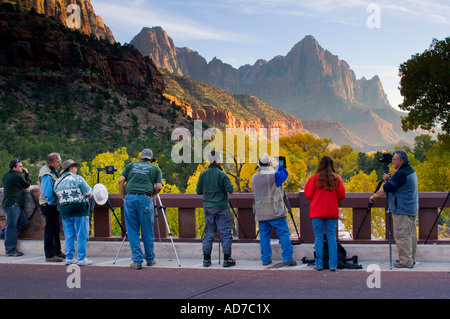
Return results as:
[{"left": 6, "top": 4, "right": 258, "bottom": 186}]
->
[
  {"left": 196, "top": 151, "right": 235, "bottom": 267},
  {"left": 119, "top": 149, "right": 163, "bottom": 269},
  {"left": 1, "top": 160, "right": 31, "bottom": 256}
]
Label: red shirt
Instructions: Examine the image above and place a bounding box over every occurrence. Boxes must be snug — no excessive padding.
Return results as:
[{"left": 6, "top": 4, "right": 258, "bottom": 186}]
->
[{"left": 304, "top": 173, "right": 346, "bottom": 219}]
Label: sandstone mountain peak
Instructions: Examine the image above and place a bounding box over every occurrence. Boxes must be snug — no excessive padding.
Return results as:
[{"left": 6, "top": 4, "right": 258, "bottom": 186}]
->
[
  {"left": 130, "top": 26, "right": 415, "bottom": 150},
  {"left": 19, "top": 0, "right": 115, "bottom": 43}
]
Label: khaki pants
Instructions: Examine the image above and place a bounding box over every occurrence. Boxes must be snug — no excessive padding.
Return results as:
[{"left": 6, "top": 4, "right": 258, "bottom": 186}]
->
[{"left": 392, "top": 213, "right": 417, "bottom": 266}]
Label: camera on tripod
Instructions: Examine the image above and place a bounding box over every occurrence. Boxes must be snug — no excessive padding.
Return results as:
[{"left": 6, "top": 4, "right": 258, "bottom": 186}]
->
[
  {"left": 97, "top": 166, "right": 117, "bottom": 175},
  {"left": 378, "top": 153, "right": 392, "bottom": 175}
]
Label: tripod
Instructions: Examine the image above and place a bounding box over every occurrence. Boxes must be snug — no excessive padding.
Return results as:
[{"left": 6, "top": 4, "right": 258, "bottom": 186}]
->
[
  {"left": 425, "top": 190, "right": 450, "bottom": 244},
  {"left": 154, "top": 193, "right": 181, "bottom": 267},
  {"left": 355, "top": 163, "right": 390, "bottom": 239},
  {"left": 282, "top": 188, "right": 302, "bottom": 245}
]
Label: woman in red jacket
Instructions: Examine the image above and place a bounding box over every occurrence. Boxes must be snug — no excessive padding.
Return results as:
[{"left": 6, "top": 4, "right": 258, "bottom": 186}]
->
[{"left": 304, "top": 156, "right": 346, "bottom": 271}]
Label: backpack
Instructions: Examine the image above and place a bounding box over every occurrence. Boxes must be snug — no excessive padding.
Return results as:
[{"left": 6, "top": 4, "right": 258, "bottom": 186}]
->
[{"left": 302, "top": 240, "right": 363, "bottom": 270}]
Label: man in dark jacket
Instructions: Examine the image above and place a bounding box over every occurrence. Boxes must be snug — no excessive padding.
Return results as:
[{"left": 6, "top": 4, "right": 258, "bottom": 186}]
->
[
  {"left": 1, "top": 160, "right": 31, "bottom": 256},
  {"left": 196, "top": 151, "right": 235, "bottom": 267},
  {"left": 370, "top": 149, "right": 418, "bottom": 268}
]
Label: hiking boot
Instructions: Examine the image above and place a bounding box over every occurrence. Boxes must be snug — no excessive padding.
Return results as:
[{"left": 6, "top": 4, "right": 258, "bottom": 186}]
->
[
  {"left": 262, "top": 259, "right": 272, "bottom": 266},
  {"left": 203, "top": 254, "right": 211, "bottom": 267},
  {"left": 223, "top": 255, "right": 236, "bottom": 268},
  {"left": 130, "top": 262, "right": 142, "bottom": 270},
  {"left": 393, "top": 262, "right": 414, "bottom": 269},
  {"left": 283, "top": 259, "right": 297, "bottom": 266},
  {"left": 146, "top": 260, "right": 156, "bottom": 267},
  {"left": 46, "top": 256, "right": 63, "bottom": 262}
]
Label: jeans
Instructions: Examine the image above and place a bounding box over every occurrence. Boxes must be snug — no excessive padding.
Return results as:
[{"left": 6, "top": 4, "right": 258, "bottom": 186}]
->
[
  {"left": 40, "top": 204, "right": 63, "bottom": 258},
  {"left": 62, "top": 215, "right": 89, "bottom": 261},
  {"left": 2, "top": 204, "right": 28, "bottom": 253},
  {"left": 312, "top": 218, "right": 338, "bottom": 270},
  {"left": 203, "top": 207, "right": 233, "bottom": 256},
  {"left": 124, "top": 194, "right": 155, "bottom": 265},
  {"left": 259, "top": 217, "right": 293, "bottom": 263}
]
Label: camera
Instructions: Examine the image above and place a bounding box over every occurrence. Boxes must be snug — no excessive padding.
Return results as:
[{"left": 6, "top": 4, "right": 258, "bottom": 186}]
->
[
  {"left": 276, "top": 156, "right": 287, "bottom": 169},
  {"left": 378, "top": 153, "right": 392, "bottom": 175},
  {"left": 378, "top": 153, "right": 392, "bottom": 165},
  {"left": 97, "top": 166, "right": 118, "bottom": 174}
]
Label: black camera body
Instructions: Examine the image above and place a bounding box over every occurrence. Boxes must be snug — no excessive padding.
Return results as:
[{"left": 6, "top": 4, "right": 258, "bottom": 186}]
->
[
  {"left": 276, "top": 156, "right": 287, "bottom": 169},
  {"left": 378, "top": 153, "right": 392, "bottom": 174},
  {"left": 97, "top": 166, "right": 118, "bottom": 175}
]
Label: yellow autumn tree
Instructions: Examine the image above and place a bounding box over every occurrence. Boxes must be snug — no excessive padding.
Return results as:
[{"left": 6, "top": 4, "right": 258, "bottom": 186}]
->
[{"left": 343, "top": 170, "right": 385, "bottom": 238}]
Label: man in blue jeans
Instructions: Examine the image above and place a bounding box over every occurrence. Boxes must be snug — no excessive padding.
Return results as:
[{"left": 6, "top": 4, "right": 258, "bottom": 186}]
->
[
  {"left": 119, "top": 149, "right": 163, "bottom": 270},
  {"left": 1, "top": 160, "right": 31, "bottom": 256},
  {"left": 251, "top": 154, "right": 296, "bottom": 266}
]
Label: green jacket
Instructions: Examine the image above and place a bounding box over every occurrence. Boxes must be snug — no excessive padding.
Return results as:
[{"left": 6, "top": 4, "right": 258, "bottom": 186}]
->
[
  {"left": 196, "top": 165, "right": 234, "bottom": 210},
  {"left": 2, "top": 170, "right": 31, "bottom": 209}
]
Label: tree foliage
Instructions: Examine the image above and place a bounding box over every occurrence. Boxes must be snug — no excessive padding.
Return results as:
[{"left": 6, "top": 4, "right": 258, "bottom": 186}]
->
[{"left": 398, "top": 37, "right": 450, "bottom": 140}]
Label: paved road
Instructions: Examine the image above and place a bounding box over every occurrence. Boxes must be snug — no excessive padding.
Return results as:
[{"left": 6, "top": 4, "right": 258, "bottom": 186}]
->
[{"left": 1, "top": 263, "right": 449, "bottom": 301}]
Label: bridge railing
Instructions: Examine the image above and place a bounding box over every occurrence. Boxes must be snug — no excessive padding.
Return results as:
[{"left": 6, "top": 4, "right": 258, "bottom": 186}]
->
[{"left": 91, "top": 192, "right": 450, "bottom": 244}]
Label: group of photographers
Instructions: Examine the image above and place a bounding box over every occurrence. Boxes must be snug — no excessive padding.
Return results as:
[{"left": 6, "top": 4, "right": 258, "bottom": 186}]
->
[{"left": 1, "top": 148, "right": 418, "bottom": 270}]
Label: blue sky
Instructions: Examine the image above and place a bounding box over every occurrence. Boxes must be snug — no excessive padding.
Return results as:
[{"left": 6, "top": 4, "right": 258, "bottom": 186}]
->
[{"left": 92, "top": 0, "right": 449, "bottom": 110}]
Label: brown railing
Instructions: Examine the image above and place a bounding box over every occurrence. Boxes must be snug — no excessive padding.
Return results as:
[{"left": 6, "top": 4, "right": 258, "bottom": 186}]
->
[{"left": 91, "top": 192, "right": 450, "bottom": 244}]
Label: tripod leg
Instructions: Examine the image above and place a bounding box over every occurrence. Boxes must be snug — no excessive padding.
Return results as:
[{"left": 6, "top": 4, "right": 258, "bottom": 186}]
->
[
  {"left": 388, "top": 210, "right": 392, "bottom": 270},
  {"left": 157, "top": 195, "right": 181, "bottom": 267},
  {"left": 425, "top": 190, "right": 450, "bottom": 244},
  {"left": 113, "top": 233, "right": 127, "bottom": 264}
]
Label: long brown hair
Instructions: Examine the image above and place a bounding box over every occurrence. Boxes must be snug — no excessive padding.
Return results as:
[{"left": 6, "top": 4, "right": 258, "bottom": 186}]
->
[{"left": 315, "top": 156, "right": 339, "bottom": 191}]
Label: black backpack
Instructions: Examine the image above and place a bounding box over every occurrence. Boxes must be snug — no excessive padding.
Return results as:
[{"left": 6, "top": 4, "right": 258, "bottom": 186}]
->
[{"left": 302, "top": 240, "right": 362, "bottom": 269}]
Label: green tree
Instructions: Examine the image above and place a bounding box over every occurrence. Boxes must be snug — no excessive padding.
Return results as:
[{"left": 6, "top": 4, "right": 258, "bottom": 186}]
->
[{"left": 398, "top": 37, "right": 450, "bottom": 140}]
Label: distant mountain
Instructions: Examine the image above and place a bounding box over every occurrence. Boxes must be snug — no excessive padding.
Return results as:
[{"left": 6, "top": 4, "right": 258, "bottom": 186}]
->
[
  {"left": 130, "top": 26, "right": 416, "bottom": 150},
  {"left": 162, "top": 70, "right": 309, "bottom": 137}
]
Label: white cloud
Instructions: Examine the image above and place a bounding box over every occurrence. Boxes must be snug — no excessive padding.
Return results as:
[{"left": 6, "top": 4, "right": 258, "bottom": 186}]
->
[
  {"left": 93, "top": 0, "right": 258, "bottom": 43},
  {"left": 227, "top": 0, "right": 450, "bottom": 24}
]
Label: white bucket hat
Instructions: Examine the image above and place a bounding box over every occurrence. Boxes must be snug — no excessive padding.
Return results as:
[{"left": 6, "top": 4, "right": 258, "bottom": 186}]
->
[{"left": 93, "top": 183, "right": 108, "bottom": 206}]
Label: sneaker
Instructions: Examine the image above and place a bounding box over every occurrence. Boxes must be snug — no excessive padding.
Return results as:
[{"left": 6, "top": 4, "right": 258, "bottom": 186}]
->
[
  {"left": 5, "top": 250, "right": 23, "bottom": 257},
  {"left": 203, "top": 254, "right": 211, "bottom": 267},
  {"left": 77, "top": 258, "right": 93, "bottom": 266},
  {"left": 65, "top": 259, "right": 75, "bottom": 265},
  {"left": 283, "top": 259, "right": 297, "bottom": 266},
  {"left": 146, "top": 260, "right": 156, "bottom": 267},
  {"left": 46, "top": 256, "right": 63, "bottom": 262},
  {"left": 223, "top": 256, "right": 236, "bottom": 268},
  {"left": 130, "top": 262, "right": 142, "bottom": 270}
]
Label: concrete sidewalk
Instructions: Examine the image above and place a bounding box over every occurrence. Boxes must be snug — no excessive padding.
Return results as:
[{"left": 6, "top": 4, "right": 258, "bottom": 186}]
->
[{"left": 1, "top": 240, "right": 449, "bottom": 272}]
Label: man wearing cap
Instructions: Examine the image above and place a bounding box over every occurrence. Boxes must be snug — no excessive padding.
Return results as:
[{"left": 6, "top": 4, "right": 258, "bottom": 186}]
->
[
  {"left": 251, "top": 153, "right": 296, "bottom": 266},
  {"left": 54, "top": 159, "right": 93, "bottom": 266},
  {"left": 196, "top": 151, "right": 236, "bottom": 267},
  {"left": 38, "top": 152, "right": 65, "bottom": 262},
  {"left": 118, "top": 149, "right": 163, "bottom": 270}
]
